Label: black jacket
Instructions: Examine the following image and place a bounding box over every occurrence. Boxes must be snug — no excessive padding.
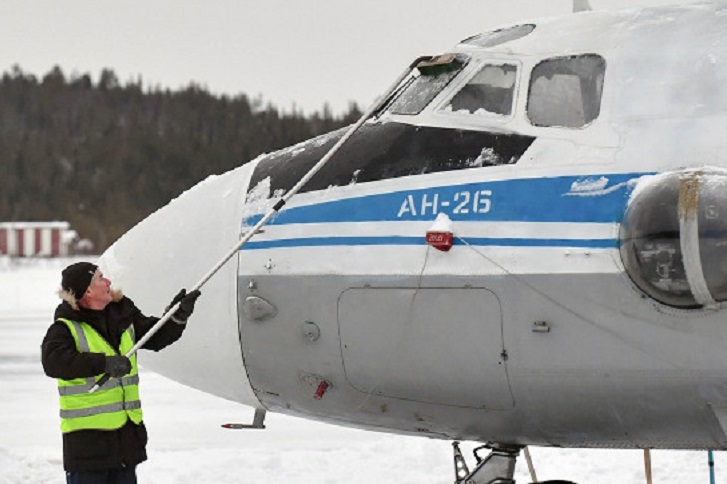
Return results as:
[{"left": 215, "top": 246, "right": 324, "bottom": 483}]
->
[{"left": 41, "top": 295, "right": 186, "bottom": 471}]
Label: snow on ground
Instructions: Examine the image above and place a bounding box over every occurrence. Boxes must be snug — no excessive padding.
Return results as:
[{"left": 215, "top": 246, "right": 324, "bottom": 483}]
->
[{"left": 0, "top": 257, "right": 724, "bottom": 483}]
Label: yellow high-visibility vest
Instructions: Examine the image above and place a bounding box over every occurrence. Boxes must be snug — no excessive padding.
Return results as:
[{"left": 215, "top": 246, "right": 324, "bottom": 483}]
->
[{"left": 56, "top": 318, "right": 143, "bottom": 433}]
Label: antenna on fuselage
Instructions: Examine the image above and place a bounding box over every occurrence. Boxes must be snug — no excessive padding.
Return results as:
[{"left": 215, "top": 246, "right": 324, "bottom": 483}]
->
[{"left": 573, "top": 0, "right": 592, "bottom": 12}]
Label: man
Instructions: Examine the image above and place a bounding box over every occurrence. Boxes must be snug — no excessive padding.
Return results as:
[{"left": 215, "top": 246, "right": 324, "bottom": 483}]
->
[{"left": 41, "top": 261, "right": 201, "bottom": 484}]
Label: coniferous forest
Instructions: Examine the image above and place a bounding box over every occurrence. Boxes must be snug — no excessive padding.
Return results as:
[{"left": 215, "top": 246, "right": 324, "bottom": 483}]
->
[{"left": 0, "top": 65, "right": 362, "bottom": 250}]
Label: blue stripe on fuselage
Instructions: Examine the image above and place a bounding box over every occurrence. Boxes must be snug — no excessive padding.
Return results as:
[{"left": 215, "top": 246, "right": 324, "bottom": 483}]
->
[
  {"left": 243, "top": 173, "right": 649, "bottom": 227},
  {"left": 243, "top": 236, "right": 618, "bottom": 250}
]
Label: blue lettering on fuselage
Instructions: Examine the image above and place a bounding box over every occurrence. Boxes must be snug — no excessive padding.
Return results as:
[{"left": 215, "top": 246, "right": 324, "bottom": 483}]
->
[{"left": 397, "top": 189, "right": 493, "bottom": 218}]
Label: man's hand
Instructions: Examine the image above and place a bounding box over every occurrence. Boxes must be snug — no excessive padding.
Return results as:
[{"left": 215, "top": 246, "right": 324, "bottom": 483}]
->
[
  {"left": 104, "top": 355, "right": 132, "bottom": 377},
  {"left": 166, "top": 289, "right": 202, "bottom": 324}
]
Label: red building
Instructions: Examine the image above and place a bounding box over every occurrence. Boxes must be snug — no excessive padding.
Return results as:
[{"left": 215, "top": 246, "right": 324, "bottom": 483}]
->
[{"left": 0, "top": 222, "right": 77, "bottom": 257}]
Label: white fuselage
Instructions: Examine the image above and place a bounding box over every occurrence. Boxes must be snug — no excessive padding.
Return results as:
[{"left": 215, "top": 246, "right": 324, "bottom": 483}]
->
[{"left": 101, "top": 3, "right": 727, "bottom": 450}]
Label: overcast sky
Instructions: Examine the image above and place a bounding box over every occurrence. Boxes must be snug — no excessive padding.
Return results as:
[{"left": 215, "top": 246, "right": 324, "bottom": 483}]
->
[{"left": 0, "top": 0, "right": 697, "bottom": 114}]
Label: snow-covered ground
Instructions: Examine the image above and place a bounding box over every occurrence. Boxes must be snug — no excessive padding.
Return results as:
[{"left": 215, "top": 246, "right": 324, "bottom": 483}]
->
[{"left": 0, "top": 257, "right": 723, "bottom": 483}]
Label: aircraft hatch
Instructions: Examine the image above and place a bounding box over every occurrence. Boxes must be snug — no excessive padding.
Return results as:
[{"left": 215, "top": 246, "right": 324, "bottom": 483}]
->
[{"left": 338, "top": 287, "right": 513, "bottom": 409}]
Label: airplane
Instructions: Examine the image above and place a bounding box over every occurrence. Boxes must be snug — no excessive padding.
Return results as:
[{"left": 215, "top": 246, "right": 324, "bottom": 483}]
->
[{"left": 98, "top": 2, "right": 727, "bottom": 482}]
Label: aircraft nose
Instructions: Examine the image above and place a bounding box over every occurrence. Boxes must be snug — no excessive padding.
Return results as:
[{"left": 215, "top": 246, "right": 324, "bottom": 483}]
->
[{"left": 99, "top": 162, "right": 261, "bottom": 408}]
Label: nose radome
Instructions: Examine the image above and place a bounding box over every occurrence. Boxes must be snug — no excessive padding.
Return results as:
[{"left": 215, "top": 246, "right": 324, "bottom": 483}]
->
[{"left": 99, "top": 162, "right": 261, "bottom": 409}]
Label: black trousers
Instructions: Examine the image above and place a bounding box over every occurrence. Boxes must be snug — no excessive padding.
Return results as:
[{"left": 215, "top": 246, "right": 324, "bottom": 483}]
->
[{"left": 65, "top": 466, "right": 137, "bottom": 484}]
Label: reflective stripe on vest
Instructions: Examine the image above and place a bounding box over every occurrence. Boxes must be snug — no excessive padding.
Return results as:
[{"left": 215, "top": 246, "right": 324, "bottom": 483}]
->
[
  {"left": 57, "top": 375, "right": 140, "bottom": 396},
  {"left": 57, "top": 318, "right": 143, "bottom": 433},
  {"left": 60, "top": 400, "right": 142, "bottom": 419}
]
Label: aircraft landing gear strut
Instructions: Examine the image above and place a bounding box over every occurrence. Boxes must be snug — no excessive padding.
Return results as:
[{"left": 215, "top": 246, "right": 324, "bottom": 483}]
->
[
  {"left": 453, "top": 442, "right": 519, "bottom": 484},
  {"left": 452, "top": 442, "right": 577, "bottom": 484}
]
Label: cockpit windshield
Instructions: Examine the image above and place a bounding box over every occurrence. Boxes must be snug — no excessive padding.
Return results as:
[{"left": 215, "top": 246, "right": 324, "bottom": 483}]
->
[
  {"left": 384, "top": 51, "right": 606, "bottom": 132},
  {"left": 388, "top": 54, "right": 468, "bottom": 115},
  {"left": 441, "top": 63, "right": 518, "bottom": 116},
  {"left": 527, "top": 54, "right": 606, "bottom": 128}
]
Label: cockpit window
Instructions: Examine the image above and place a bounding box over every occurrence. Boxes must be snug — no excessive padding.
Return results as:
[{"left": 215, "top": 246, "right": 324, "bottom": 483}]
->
[
  {"left": 441, "top": 63, "right": 518, "bottom": 116},
  {"left": 388, "top": 54, "right": 468, "bottom": 115},
  {"left": 527, "top": 54, "right": 606, "bottom": 128}
]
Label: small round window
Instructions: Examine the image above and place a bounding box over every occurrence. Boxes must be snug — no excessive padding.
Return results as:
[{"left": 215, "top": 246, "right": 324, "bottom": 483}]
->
[{"left": 459, "top": 25, "right": 535, "bottom": 48}]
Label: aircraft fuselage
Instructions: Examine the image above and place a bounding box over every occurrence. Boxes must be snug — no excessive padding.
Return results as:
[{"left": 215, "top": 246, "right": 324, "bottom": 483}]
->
[{"left": 102, "top": 2, "right": 727, "bottom": 451}]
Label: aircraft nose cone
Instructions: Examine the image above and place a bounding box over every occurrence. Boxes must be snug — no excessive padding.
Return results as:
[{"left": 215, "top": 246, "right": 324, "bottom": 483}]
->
[{"left": 99, "top": 162, "right": 261, "bottom": 408}]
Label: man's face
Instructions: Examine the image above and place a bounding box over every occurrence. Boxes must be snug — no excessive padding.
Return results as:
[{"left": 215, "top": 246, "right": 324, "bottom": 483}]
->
[{"left": 78, "top": 270, "right": 112, "bottom": 309}]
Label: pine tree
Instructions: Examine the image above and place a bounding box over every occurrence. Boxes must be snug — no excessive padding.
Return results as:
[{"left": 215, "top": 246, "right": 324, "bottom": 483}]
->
[{"left": 0, "top": 66, "right": 361, "bottom": 251}]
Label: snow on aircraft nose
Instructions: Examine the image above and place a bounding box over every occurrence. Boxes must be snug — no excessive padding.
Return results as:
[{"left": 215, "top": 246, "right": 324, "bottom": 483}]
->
[{"left": 99, "top": 162, "right": 260, "bottom": 408}]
